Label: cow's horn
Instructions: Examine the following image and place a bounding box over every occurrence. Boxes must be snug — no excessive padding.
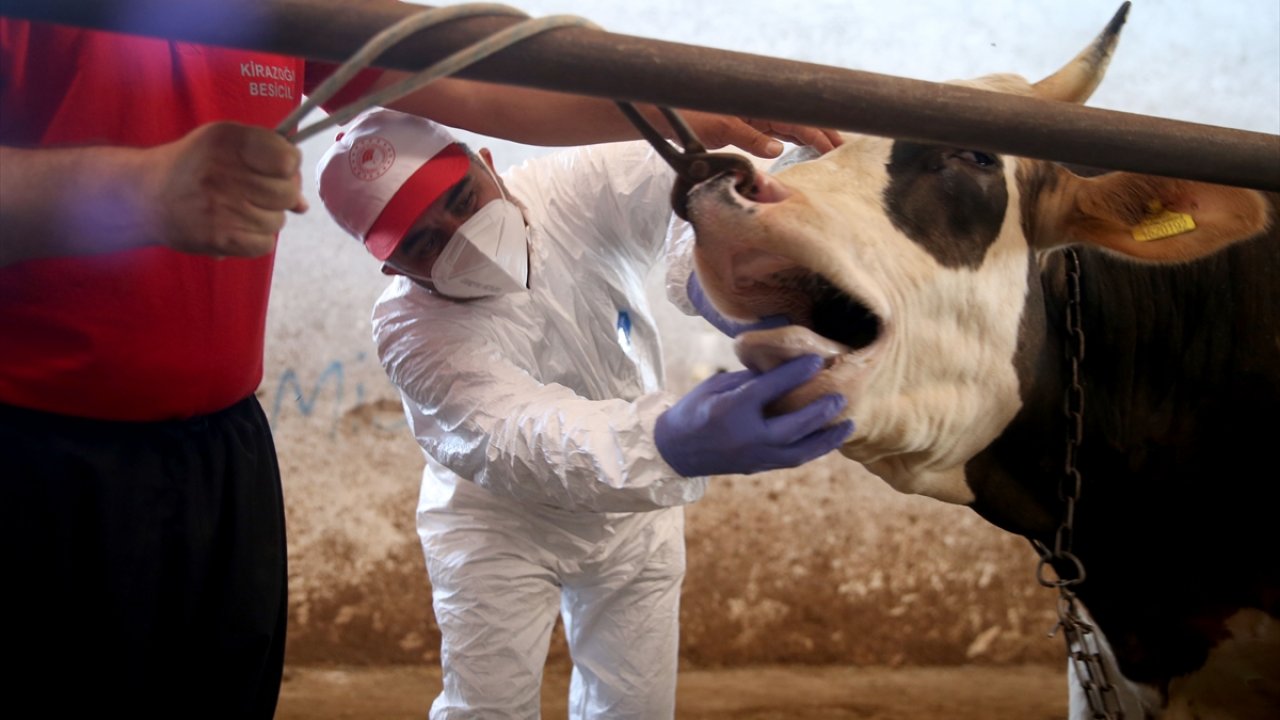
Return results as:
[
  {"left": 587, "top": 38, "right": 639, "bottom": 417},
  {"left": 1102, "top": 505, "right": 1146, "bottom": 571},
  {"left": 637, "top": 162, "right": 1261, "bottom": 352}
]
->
[{"left": 1032, "top": 2, "right": 1130, "bottom": 103}]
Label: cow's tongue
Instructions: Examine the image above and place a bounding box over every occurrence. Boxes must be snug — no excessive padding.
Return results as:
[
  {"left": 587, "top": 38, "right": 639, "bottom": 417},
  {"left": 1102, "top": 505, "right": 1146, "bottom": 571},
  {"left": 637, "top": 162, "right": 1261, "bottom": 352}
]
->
[{"left": 734, "top": 326, "right": 851, "bottom": 373}]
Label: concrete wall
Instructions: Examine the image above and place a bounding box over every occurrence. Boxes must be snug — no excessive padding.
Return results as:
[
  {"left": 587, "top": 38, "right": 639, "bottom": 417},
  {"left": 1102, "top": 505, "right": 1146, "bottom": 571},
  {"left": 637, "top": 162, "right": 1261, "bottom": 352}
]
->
[{"left": 264, "top": 0, "right": 1278, "bottom": 666}]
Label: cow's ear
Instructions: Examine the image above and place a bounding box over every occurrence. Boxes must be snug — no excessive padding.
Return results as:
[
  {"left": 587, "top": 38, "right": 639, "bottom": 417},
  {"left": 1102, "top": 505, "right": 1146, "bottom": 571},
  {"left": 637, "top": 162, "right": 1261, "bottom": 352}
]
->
[{"left": 1025, "top": 162, "right": 1272, "bottom": 262}]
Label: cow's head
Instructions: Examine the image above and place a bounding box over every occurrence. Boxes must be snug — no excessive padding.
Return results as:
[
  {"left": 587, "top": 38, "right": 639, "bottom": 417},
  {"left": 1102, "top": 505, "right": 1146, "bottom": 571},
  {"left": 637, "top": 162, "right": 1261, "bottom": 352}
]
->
[{"left": 686, "top": 4, "right": 1271, "bottom": 504}]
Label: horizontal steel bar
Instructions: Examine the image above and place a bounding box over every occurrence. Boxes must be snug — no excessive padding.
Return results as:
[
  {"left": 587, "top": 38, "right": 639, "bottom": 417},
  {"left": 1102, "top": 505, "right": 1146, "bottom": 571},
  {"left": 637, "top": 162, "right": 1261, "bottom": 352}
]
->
[{"left": 2, "top": 0, "right": 1277, "bottom": 191}]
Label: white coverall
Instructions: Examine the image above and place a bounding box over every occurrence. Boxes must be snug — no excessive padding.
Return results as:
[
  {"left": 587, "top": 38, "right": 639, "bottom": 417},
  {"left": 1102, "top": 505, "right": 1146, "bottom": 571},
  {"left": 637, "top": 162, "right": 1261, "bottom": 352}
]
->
[{"left": 371, "top": 141, "right": 707, "bottom": 720}]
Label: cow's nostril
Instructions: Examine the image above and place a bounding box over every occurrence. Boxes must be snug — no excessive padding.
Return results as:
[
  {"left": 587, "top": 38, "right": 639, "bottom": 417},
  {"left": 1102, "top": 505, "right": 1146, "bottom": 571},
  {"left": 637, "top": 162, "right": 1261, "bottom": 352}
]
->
[{"left": 745, "top": 173, "right": 792, "bottom": 205}]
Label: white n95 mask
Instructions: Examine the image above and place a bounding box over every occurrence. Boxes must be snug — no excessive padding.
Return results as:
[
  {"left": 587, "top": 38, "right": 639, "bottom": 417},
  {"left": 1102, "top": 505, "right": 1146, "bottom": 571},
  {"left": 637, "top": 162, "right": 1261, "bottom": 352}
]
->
[{"left": 431, "top": 198, "right": 530, "bottom": 299}]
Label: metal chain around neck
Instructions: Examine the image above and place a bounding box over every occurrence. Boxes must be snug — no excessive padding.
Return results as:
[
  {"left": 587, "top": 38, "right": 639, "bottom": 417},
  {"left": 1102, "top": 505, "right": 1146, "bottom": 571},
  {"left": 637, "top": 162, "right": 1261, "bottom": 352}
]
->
[{"left": 1032, "top": 248, "right": 1126, "bottom": 720}]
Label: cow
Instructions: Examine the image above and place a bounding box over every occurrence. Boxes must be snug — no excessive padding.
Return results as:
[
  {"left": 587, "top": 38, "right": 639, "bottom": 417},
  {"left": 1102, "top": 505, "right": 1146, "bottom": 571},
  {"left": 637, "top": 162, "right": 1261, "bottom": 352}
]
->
[{"left": 679, "top": 4, "right": 1279, "bottom": 719}]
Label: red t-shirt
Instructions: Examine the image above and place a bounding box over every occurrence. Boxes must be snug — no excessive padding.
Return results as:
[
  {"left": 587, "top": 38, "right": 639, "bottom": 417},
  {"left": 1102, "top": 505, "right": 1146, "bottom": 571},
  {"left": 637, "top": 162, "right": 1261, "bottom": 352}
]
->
[{"left": 0, "top": 19, "right": 374, "bottom": 421}]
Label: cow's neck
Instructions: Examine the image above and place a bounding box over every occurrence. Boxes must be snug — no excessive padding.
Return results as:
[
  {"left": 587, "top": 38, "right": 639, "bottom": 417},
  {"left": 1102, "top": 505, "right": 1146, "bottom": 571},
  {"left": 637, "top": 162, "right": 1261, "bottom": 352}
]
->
[
  {"left": 965, "top": 252, "right": 1064, "bottom": 538},
  {"left": 973, "top": 223, "right": 1280, "bottom": 688}
]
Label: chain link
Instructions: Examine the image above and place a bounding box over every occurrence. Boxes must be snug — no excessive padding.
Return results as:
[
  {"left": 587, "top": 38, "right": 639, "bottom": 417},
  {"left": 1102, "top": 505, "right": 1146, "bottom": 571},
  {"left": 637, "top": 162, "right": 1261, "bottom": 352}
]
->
[{"left": 1033, "top": 248, "right": 1126, "bottom": 719}]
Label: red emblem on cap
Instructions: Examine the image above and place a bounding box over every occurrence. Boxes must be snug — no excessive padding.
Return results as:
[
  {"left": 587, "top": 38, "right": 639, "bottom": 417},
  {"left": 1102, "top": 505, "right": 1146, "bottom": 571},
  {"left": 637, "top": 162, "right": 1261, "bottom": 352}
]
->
[{"left": 349, "top": 136, "right": 395, "bottom": 181}]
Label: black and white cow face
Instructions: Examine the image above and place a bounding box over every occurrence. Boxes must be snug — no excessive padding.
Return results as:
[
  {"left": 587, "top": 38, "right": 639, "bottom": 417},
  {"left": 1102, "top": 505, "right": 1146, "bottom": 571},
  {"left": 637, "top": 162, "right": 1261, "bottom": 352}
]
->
[
  {"left": 688, "top": 122, "right": 1037, "bottom": 504},
  {"left": 685, "top": 14, "right": 1270, "bottom": 507}
]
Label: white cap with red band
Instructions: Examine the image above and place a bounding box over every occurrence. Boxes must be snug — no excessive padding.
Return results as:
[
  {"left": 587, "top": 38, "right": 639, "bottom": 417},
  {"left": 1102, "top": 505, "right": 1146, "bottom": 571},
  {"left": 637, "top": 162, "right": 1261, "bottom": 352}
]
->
[{"left": 316, "top": 108, "right": 470, "bottom": 261}]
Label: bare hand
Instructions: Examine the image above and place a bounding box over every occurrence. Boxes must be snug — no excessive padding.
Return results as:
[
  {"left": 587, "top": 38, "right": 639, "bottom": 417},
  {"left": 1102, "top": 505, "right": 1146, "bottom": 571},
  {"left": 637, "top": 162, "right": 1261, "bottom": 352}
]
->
[
  {"left": 148, "top": 122, "right": 307, "bottom": 257},
  {"left": 678, "top": 111, "right": 843, "bottom": 158}
]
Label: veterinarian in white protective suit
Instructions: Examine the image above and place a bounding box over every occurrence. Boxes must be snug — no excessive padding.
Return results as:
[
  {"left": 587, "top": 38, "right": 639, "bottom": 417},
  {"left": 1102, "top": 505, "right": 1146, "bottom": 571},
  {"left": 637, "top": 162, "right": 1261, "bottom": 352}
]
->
[{"left": 316, "top": 108, "right": 853, "bottom": 719}]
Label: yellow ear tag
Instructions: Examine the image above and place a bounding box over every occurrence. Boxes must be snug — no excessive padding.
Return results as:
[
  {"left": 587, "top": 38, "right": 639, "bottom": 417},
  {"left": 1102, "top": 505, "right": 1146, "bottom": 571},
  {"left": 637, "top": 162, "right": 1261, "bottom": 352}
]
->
[{"left": 1132, "top": 200, "right": 1196, "bottom": 242}]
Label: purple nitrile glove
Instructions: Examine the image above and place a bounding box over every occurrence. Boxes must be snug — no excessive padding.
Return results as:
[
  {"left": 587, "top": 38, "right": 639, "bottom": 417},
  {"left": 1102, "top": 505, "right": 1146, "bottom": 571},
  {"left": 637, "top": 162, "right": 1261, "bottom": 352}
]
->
[
  {"left": 655, "top": 354, "right": 854, "bottom": 477},
  {"left": 687, "top": 273, "right": 789, "bottom": 337}
]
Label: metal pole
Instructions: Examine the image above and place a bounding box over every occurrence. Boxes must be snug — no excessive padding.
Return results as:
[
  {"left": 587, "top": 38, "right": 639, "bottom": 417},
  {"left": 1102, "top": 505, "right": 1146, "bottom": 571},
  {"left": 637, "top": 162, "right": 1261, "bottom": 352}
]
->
[{"left": 2, "top": 0, "right": 1277, "bottom": 191}]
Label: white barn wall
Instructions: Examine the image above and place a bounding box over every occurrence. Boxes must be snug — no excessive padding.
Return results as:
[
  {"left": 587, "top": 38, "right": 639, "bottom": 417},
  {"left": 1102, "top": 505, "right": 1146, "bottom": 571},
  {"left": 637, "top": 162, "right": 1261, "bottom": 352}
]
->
[{"left": 265, "top": 0, "right": 1279, "bottom": 663}]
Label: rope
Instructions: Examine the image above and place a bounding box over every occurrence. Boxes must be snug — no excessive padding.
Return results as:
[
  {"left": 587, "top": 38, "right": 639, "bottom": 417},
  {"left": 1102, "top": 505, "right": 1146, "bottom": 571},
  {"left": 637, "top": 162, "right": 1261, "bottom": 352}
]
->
[
  {"left": 277, "top": 3, "right": 601, "bottom": 144},
  {"left": 272, "top": 1, "right": 727, "bottom": 218}
]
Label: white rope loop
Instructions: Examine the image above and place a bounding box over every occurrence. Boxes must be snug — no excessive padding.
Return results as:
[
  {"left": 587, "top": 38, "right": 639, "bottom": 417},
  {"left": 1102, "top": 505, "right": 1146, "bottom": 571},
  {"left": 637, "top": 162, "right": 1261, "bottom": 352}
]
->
[{"left": 277, "top": 3, "right": 600, "bottom": 145}]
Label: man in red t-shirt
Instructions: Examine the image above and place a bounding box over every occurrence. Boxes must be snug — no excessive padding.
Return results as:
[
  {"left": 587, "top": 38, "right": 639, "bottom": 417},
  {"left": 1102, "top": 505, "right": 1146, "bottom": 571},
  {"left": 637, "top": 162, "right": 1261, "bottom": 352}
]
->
[{"left": 0, "top": 16, "right": 839, "bottom": 719}]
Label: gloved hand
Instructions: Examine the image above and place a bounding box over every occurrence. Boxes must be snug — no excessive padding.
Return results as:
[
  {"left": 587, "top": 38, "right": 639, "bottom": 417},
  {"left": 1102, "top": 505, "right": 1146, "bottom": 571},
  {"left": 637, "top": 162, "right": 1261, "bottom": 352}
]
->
[
  {"left": 655, "top": 354, "right": 854, "bottom": 477},
  {"left": 687, "top": 273, "right": 789, "bottom": 337}
]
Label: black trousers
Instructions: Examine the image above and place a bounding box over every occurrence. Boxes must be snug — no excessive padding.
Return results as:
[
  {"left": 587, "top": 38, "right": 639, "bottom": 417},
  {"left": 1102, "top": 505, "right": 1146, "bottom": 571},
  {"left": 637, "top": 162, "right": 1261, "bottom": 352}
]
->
[{"left": 0, "top": 396, "right": 287, "bottom": 719}]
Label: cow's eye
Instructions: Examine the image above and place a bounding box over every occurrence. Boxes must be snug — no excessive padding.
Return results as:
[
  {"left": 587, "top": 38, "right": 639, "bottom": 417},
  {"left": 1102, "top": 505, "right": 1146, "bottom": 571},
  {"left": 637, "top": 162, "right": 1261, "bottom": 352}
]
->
[{"left": 954, "top": 150, "right": 997, "bottom": 167}]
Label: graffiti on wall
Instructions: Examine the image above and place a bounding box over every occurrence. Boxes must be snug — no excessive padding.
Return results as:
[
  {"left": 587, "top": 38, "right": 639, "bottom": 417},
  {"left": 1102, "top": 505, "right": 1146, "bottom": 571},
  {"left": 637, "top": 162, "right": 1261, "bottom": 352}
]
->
[{"left": 266, "top": 351, "right": 403, "bottom": 435}]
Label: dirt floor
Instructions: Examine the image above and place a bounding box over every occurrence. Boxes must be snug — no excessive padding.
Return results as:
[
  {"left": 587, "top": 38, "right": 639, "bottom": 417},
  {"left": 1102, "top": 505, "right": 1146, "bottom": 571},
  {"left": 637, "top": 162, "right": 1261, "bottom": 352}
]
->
[{"left": 277, "top": 662, "right": 1068, "bottom": 719}]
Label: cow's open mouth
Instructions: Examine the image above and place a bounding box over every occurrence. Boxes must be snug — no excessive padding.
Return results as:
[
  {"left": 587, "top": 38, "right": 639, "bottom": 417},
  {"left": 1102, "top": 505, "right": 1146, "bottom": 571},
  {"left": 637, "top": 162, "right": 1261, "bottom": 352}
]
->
[
  {"left": 757, "top": 266, "right": 882, "bottom": 352},
  {"left": 734, "top": 269, "right": 883, "bottom": 375},
  {"left": 806, "top": 274, "right": 881, "bottom": 352},
  {"left": 690, "top": 171, "right": 884, "bottom": 377}
]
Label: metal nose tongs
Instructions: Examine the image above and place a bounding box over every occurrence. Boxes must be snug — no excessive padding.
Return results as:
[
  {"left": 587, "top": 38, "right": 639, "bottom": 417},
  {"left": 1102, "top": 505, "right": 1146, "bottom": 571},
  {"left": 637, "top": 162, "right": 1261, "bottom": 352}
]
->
[{"left": 615, "top": 102, "right": 756, "bottom": 222}]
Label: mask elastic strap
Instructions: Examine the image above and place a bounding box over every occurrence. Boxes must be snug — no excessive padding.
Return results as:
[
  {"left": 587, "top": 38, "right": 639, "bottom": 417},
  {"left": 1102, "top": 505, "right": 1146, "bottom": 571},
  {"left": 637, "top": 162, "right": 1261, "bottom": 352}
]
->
[{"left": 476, "top": 157, "right": 524, "bottom": 219}]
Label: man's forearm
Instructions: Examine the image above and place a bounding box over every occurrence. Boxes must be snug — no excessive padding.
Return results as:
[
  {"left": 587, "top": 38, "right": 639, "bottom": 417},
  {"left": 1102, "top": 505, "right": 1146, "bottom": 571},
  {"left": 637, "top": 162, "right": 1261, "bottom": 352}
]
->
[
  {"left": 1, "top": 122, "right": 306, "bottom": 267},
  {"left": 382, "top": 74, "right": 840, "bottom": 157},
  {"left": 384, "top": 75, "right": 644, "bottom": 146},
  {"left": 0, "top": 145, "right": 160, "bottom": 267}
]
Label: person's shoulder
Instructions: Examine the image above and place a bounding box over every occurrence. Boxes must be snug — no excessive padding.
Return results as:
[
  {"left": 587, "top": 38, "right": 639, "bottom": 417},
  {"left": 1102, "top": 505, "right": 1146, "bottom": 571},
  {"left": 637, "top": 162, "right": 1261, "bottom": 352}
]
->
[
  {"left": 373, "top": 276, "right": 442, "bottom": 322},
  {"left": 374, "top": 275, "right": 418, "bottom": 307},
  {"left": 372, "top": 277, "right": 489, "bottom": 328},
  {"left": 575, "top": 140, "right": 660, "bottom": 170},
  {"left": 516, "top": 141, "right": 657, "bottom": 176},
  {"left": 372, "top": 278, "right": 486, "bottom": 358}
]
